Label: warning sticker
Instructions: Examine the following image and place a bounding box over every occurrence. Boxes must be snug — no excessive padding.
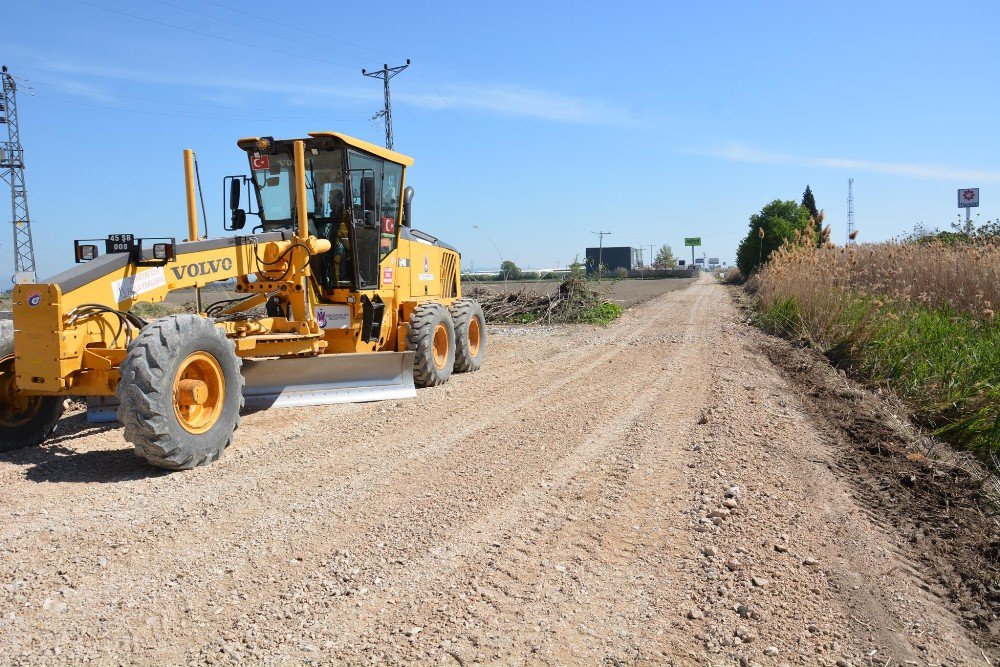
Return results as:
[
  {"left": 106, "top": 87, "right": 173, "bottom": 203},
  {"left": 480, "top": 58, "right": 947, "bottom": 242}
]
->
[
  {"left": 251, "top": 155, "right": 270, "bottom": 170},
  {"left": 383, "top": 267, "right": 393, "bottom": 284},
  {"left": 112, "top": 268, "right": 167, "bottom": 303}
]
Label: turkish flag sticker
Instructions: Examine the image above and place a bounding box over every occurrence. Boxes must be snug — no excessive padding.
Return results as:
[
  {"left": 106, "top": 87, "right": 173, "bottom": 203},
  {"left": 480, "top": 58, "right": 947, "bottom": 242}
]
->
[
  {"left": 251, "top": 155, "right": 270, "bottom": 170},
  {"left": 381, "top": 217, "right": 395, "bottom": 234}
]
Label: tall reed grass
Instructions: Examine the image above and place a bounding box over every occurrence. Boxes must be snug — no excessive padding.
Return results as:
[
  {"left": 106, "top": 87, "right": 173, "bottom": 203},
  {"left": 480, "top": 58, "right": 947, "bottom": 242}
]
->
[{"left": 756, "top": 240, "right": 1000, "bottom": 462}]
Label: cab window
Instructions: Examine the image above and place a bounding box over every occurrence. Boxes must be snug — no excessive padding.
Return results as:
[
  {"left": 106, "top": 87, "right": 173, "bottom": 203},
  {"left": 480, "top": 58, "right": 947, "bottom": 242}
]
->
[{"left": 381, "top": 162, "right": 403, "bottom": 260}]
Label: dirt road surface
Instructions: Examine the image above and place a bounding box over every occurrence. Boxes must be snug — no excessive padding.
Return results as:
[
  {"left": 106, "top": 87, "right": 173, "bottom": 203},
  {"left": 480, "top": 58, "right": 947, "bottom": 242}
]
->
[{"left": 1, "top": 275, "right": 995, "bottom": 665}]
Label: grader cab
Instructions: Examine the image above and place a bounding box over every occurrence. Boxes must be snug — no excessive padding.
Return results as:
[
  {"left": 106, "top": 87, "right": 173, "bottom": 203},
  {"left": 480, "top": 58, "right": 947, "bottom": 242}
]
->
[{"left": 0, "top": 132, "right": 485, "bottom": 469}]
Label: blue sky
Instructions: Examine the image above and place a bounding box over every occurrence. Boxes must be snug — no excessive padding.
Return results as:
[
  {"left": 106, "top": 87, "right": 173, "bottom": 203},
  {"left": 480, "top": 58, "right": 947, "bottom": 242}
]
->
[{"left": 4, "top": 0, "right": 1000, "bottom": 278}]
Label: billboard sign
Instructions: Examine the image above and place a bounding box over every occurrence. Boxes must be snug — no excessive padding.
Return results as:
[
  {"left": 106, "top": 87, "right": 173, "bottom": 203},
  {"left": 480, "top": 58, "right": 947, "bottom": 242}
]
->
[
  {"left": 684, "top": 237, "right": 701, "bottom": 247},
  {"left": 958, "top": 188, "right": 980, "bottom": 208}
]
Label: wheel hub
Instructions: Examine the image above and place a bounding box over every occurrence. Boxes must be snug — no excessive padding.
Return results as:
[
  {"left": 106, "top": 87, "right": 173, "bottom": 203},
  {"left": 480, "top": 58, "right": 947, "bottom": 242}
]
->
[
  {"left": 432, "top": 323, "right": 449, "bottom": 369},
  {"left": 172, "top": 352, "right": 224, "bottom": 434}
]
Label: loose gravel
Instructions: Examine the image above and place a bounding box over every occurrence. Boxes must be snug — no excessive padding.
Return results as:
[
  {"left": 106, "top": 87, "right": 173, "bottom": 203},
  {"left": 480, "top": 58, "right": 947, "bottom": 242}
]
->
[{"left": 0, "top": 275, "right": 993, "bottom": 665}]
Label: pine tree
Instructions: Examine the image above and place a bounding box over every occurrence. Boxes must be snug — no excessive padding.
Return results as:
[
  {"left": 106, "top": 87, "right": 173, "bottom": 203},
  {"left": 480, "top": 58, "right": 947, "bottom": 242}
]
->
[
  {"left": 802, "top": 186, "right": 822, "bottom": 245},
  {"left": 801, "top": 185, "right": 819, "bottom": 219}
]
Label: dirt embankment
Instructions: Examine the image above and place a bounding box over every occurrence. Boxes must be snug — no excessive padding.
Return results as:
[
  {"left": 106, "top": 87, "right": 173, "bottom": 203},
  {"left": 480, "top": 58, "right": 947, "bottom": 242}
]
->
[{"left": 0, "top": 275, "right": 995, "bottom": 665}]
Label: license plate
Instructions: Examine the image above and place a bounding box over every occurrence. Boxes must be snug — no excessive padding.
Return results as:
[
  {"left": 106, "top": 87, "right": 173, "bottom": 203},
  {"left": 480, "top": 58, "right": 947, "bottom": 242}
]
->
[{"left": 106, "top": 233, "right": 135, "bottom": 254}]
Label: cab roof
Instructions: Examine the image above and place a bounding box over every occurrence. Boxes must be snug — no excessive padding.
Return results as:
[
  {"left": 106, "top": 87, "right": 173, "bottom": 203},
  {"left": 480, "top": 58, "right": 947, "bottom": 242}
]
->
[{"left": 236, "top": 131, "right": 414, "bottom": 167}]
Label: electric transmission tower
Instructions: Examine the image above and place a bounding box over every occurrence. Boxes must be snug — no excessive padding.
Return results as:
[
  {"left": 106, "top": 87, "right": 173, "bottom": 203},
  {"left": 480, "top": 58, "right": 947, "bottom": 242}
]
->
[
  {"left": 846, "top": 177, "right": 856, "bottom": 244},
  {"left": 361, "top": 59, "right": 410, "bottom": 150},
  {"left": 0, "top": 65, "right": 37, "bottom": 282}
]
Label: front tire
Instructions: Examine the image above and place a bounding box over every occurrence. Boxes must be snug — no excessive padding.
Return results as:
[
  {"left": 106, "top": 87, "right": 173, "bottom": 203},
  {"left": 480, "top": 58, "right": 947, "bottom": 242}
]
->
[
  {"left": 450, "top": 298, "right": 486, "bottom": 373},
  {"left": 117, "top": 315, "right": 243, "bottom": 470},
  {"left": 407, "top": 303, "right": 455, "bottom": 388},
  {"left": 0, "top": 320, "right": 63, "bottom": 453}
]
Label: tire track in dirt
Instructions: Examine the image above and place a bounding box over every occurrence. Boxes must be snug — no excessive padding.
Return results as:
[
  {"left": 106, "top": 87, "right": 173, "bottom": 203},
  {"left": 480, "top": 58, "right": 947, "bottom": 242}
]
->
[{"left": 0, "top": 281, "right": 704, "bottom": 663}]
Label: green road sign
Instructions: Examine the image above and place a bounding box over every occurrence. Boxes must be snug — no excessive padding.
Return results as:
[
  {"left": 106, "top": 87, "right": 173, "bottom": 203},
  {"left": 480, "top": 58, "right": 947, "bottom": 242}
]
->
[{"left": 684, "top": 237, "right": 701, "bottom": 247}]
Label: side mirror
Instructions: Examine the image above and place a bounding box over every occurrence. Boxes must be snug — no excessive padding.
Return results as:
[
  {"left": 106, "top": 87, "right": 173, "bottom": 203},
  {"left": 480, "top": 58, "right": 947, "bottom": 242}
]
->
[
  {"left": 231, "top": 209, "right": 247, "bottom": 230},
  {"left": 403, "top": 186, "right": 414, "bottom": 227},
  {"left": 229, "top": 178, "right": 241, "bottom": 211}
]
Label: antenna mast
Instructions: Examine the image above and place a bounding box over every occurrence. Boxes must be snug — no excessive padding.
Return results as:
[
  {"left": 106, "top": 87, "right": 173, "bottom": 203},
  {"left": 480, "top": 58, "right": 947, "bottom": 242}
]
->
[
  {"left": 0, "top": 65, "right": 37, "bottom": 282},
  {"left": 361, "top": 59, "right": 410, "bottom": 150},
  {"left": 846, "top": 177, "right": 856, "bottom": 245}
]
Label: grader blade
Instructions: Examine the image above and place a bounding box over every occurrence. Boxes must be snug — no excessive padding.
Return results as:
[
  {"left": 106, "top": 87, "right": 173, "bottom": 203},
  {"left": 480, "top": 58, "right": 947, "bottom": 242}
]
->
[
  {"left": 86, "top": 351, "right": 416, "bottom": 422},
  {"left": 240, "top": 351, "right": 416, "bottom": 410}
]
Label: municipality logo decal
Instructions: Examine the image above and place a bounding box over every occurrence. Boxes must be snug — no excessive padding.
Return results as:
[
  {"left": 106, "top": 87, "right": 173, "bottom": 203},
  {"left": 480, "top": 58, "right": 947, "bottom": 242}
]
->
[{"left": 27, "top": 290, "right": 41, "bottom": 307}]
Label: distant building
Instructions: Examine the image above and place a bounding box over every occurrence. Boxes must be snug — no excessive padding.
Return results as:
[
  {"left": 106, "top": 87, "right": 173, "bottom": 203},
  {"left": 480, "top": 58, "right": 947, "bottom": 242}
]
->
[{"left": 585, "top": 246, "right": 640, "bottom": 274}]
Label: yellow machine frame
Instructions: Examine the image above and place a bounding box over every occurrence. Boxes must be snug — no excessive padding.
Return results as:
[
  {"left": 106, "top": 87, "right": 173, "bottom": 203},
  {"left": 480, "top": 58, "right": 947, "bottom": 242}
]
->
[{"left": 11, "top": 134, "right": 462, "bottom": 400}]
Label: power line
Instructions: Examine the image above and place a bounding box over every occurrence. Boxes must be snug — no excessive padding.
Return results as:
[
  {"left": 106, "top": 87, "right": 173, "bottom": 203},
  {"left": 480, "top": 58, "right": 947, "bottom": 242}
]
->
[
  {"left": 72, "top": 0, "right": 356, "bottom": 70},
  {"left": 31, "top": 93, "right": 363, "bottom": 123},
  {"left": 146, "top": 0, "right": 370, "bottom": 63},
  {"left": 28, "top": 80, "right": 360, "bottom": 119},
  {"left": 196, "top": 0, "right": 401, "bottom": 59},
  {"left": 408, "top": 66, "right": 536, "bottom": 200},
  {"left": 362, "top": 61, "right": 410, "bottom": 150}
]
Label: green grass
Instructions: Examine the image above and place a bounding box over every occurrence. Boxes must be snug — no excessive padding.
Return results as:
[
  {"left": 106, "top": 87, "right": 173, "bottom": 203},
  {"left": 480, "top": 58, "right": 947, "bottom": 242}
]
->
[
  {"left": 761, "top": 294, "right": 1000, "bottom": 460},
  {"left": 575, "top": 302, "right": 622, "bottom": 326}
]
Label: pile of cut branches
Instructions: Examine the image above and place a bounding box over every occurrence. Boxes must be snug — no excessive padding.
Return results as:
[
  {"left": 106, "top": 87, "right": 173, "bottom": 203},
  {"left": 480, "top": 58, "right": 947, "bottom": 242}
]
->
[{"left": 466, "top": 277, "right": 621, "bottom": 325}]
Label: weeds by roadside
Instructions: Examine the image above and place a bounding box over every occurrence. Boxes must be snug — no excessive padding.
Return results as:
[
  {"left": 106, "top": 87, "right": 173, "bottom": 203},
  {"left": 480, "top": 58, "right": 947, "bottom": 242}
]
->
[{"left": 756, "top": 241, "right": 1000, "bottom": 464}]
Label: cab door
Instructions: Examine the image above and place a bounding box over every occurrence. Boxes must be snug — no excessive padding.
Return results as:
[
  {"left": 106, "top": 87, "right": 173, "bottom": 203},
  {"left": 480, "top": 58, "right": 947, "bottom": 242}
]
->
[{"left": 347, "top": 150, "right": 383, "bottom": 290}]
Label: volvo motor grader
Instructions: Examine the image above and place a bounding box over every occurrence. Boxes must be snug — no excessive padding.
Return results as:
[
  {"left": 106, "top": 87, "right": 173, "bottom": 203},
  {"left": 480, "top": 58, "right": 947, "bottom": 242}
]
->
[{"left": 0, "top": 132, "right": 485, "bottom": 469}]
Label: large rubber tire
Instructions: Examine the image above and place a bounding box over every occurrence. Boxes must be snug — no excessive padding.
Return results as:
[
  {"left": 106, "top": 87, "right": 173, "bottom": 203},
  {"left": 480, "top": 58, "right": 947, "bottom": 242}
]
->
[
  {"left": 407, "top": 303, "right": 455, "bottom": 388},
  {"left": 450, "top": 298, "right": 486, "bottom": 373},
  {"left": 117, "top": 314, "right": 244, "bottom": 470},
  {"left": 0, "top": 320, "right": 63, "bottom": 453}
]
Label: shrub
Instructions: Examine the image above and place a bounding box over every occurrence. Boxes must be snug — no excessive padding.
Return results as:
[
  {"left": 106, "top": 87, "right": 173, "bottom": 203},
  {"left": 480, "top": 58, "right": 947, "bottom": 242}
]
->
[{"left": 756, "top": 240, "right": 1000, "bottom": 463}]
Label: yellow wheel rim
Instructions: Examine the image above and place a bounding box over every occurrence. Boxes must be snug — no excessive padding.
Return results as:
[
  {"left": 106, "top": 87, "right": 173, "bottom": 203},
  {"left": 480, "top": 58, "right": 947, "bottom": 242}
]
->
[
  {"left": 468, "top": 316, "right": 482, "bottom": 358},
  {"left": 433, "top": 323, "right": 449, "bottom": 369},
  {"left": 0, "top": 354, "right": 42, "bottom": 428},
  {"left": 172, "top": 352, "right": 224, "bottom": 434}
]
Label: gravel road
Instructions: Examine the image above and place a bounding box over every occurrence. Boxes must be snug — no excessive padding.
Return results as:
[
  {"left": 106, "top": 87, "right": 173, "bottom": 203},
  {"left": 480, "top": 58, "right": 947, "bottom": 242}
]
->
[{"left": 0, "top": 275, "right": 994, "bottom": 665}]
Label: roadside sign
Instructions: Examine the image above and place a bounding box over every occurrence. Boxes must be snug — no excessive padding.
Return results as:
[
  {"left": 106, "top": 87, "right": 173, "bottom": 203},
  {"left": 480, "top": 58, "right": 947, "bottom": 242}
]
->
[
  {"left": 694, "top": 258, "right": 704, "bottom": 264},
  {"left": 708, "top": 257, "right": 720, "bottom": 264},
  {"left": 684, "top": 237, "right": 701, "bottom": 247},
  {"left": 958, "top": 188, "right": 979, "bottom": 208}
]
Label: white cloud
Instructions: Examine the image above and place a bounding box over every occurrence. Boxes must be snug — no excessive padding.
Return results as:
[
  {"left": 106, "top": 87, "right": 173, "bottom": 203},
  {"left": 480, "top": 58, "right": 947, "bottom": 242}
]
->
[
  {"left": 701, "top": 142, "right": 1000, "bottom": 184},
  {"left": 399, "top": 84, "right": 637, "bottom": 125},
  {"left": 29, "top": 56, "right": 635, "bottom": 126}
]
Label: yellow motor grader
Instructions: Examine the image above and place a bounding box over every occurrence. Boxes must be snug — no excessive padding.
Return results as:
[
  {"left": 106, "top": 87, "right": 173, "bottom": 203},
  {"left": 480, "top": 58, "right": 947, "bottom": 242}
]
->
[{"left": 1, "top": 132, "right": 485, "bottom": 469}]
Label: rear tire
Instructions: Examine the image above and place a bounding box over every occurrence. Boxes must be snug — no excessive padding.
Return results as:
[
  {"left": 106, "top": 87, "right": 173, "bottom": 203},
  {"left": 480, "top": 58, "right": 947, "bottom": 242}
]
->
[
  {"left": 450, "top": 298, "right": 486, "bottom": 373},
  {"left": 117, "top": 314, "right": 243, "bottom": 470},
  {"left": 0, "top": 320, "right": 63, "bottom": 453},
  {"left": 407, "top": 303, "right": 454, "bottom": 387}
]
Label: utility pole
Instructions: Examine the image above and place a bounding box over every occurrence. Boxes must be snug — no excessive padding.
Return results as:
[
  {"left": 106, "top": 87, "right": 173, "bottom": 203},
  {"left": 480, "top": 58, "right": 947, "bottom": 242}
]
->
[
  {"left": 361, "top": 59, "right": 410, "bottom": 150},
  {"left": 0, "top": 65, "right": 36, "bottom": 283},
  {"left": 591, "top": 230, "right": 611, "bottom": 279}
]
